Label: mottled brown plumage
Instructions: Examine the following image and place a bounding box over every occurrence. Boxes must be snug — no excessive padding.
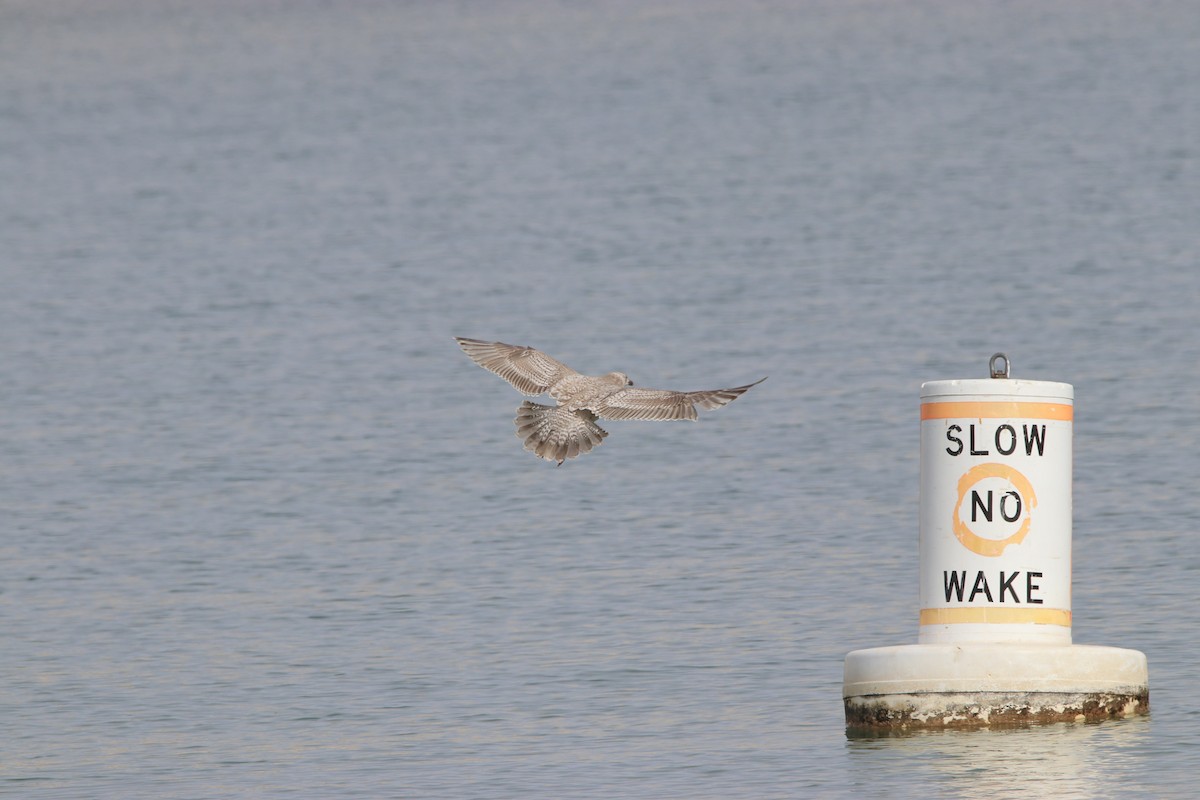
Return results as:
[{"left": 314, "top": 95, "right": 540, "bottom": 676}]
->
[{"left": 455, "top": 337, "right": 765, "bottom": 464}]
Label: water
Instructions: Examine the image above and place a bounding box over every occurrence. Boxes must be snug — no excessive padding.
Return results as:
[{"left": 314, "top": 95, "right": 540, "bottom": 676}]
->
[{"left": 2, "top": 0, "right": 1198, "bottom": 797}]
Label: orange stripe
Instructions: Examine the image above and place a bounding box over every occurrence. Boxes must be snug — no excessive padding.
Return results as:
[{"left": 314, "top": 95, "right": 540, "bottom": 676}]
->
[
  {"left": 920, "top": 607, "right": 1072, "bottom": 626},
  {"left": 921, "top": 402, "right": 1073, "bottom": 421}
]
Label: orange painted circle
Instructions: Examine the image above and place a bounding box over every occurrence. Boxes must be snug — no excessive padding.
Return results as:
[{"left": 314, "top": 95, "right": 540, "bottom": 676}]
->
[{"left": 951, "top": 463, "right": 1038, "bottom": 557}]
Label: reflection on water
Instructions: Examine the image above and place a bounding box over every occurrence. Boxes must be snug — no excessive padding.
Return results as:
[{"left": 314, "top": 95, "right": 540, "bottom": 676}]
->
[{"left": 848, "top": 717, "right": 1154, "bottom": 799}]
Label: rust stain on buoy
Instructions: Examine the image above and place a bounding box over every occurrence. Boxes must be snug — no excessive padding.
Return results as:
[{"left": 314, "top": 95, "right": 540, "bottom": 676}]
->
[{"left": 845, "top": 690, "right": 1149, "bottom": 731}]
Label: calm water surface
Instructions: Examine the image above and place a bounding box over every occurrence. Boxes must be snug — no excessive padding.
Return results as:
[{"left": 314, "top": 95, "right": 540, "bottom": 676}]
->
[{"left": 3, "top": 1, "right": 1199, "bottom": 797}]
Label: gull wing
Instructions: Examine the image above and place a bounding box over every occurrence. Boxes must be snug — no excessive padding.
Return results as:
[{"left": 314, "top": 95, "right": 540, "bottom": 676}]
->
[
  {"left": 592, "top": 377, "right": 766, "bottom": 421},
  {"left": 455, "top": 337, "right": 579, "bottom": 396}
]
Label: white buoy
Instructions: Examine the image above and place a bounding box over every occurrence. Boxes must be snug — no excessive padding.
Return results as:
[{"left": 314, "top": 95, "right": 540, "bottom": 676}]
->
[{"left": 843, "top": 354, "right": 1148, "bottom": 729}]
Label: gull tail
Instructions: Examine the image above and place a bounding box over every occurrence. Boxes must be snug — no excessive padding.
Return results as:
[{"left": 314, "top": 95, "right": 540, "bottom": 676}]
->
[{"left": 514, "top": 402, "right": 608, "bottom": 464}]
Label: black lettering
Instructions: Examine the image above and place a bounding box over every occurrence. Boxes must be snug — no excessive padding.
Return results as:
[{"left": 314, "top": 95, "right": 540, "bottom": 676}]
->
[
  {"left": 995, "top": 424, "right": 1017, "bottom": 455},
  {"left": 943, "top": 570, "right": 967, "bottom": 602},
  {"left": 946, "top": 424, "right": 963, "bottom": 456},
  {"left": 1026, "top": 571, "right": 1043, "bottom": 604},
  {"left": 1024, "top": 424, "right": 1047, "bottom": 456},
  {"left": 1000, "top": 490, "right": 1022, "bottom": 522},
  {"left": 969, "top": 424, "right": 989, "bottom": 456},
  {"left": 969, "top": 570, "right": 994, "bottom": 603},
  {"left": 999, "top": 571, "right": 1020, "bottom": 603},
  {"left": 970, "top": 490, "right": 993, "bottom": 522}
]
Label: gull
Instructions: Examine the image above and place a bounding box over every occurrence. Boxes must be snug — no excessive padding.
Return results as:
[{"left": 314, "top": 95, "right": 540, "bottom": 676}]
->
[{"left": 455, "top": 337, "right": 766, "bottom": 464}]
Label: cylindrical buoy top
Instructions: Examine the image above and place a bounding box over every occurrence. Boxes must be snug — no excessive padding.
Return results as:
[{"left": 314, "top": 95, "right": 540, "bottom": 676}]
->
[{"left": 919, "top": 359, "right": 1074, "bottom": 644}]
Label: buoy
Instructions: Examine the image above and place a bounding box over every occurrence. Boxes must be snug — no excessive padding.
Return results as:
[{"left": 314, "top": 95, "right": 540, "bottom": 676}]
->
[{"left": 843, "top": 354, "right": 1149, "bottom": 729}]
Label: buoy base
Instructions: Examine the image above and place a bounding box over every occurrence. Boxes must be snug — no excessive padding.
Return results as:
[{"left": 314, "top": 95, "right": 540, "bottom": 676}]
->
[{"left": 843, "top": 643, "right": 1148, "bottom": 730}]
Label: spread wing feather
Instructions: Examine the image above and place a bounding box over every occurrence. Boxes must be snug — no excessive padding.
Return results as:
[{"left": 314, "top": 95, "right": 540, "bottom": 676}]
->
[
  {"left": 593, "top": 378, "right": 767, "bottom": 421},
  {"left": 455, "top": 337, "right": 579, "bottom": 396}
]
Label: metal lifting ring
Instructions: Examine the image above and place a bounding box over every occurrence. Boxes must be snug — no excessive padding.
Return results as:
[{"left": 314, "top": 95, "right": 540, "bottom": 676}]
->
[{"left": 989, "top": 352, "right": 1010, "bottom": 379}]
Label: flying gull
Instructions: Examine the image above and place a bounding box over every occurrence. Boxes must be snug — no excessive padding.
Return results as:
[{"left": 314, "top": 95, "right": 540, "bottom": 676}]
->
[{"left": 455, "top": 337, "right": 766, "bottom": 464}]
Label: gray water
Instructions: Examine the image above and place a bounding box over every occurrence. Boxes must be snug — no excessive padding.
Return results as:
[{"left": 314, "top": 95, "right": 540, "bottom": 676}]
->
[{"left": 3, "top": 0, "right": 1199, "bottom": 797}]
